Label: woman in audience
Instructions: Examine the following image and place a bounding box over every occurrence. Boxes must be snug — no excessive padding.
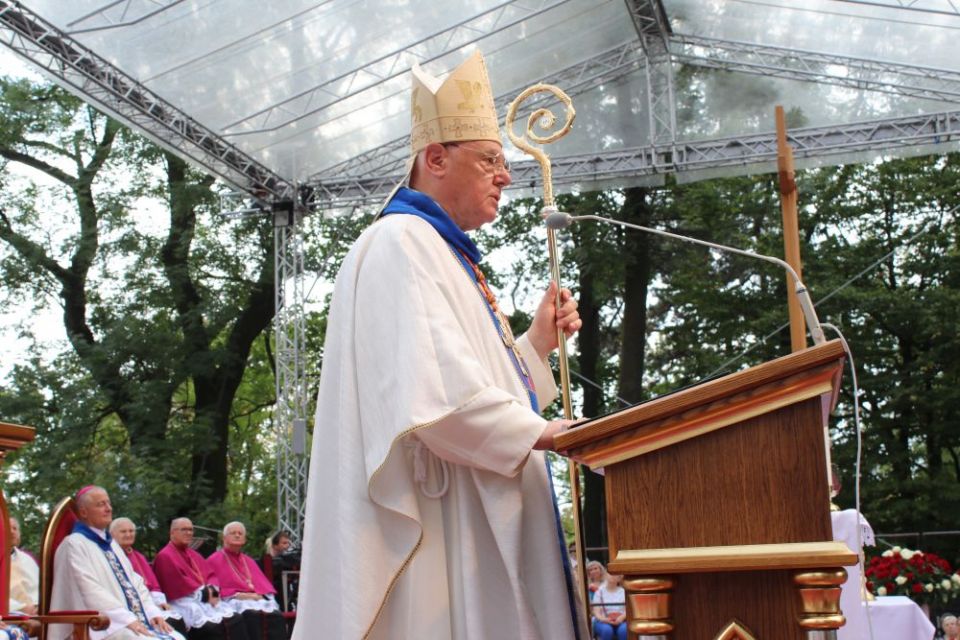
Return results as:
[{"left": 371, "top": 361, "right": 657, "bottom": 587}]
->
[
  {"left": 585, "top": 560, "right": 604, "bottom": 594},
  {"left": 591, "top": 571, "right": 627, "bottom": 640}
]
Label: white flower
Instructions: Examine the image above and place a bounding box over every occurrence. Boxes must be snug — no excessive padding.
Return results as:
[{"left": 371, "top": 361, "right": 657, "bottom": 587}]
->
[
  {"left": 901, "top": 549, "right": 915, "bottom": 560},
  {"left": 942, "top": 579, "right": 952, "bottom": 590},
  {"left": 895, "top": 576, "right": 907, "bottom": 585},
  {"left": 926, "top": 583, "right": 934, "bottom": 593},
  {"left": 952, "top": 574, "right": 960, "bottom": 584},
  {"left": 892, "top": 546, "right": 902, "bottom": 553},
  {"left": 878, "top": 586, "right": 888, "bottom": 596},
  {"left": 882, "top": 550, "right": 893, "bottom": 558}
]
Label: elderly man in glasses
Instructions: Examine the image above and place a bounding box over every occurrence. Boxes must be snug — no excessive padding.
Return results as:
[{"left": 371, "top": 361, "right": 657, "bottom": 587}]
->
[{"left": 292, "top": 50, "right": 586, "bottom": 640}]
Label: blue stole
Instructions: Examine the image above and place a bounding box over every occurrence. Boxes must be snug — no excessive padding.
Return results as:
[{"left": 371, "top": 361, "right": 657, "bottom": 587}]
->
[
  {"left": 72, "top": 522, "right": 174, "bottom": 640},
  {"left": 382, "top": 187, "right": 537, "bottom": 409},
  {"left": 381, "top": 187, "right": 584, "bottom": 640}
]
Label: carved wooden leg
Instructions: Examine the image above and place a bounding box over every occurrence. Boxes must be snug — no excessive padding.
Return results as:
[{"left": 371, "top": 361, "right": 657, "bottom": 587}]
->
[
  {"left": 624, "top": 576, "right": 674, "bottom": 639},
  {"left": 794, "top": 568, "right": 847, "bottom": 640}
]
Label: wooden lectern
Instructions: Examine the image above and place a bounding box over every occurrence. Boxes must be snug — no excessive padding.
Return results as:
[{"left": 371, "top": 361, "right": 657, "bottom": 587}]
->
[{"left": 555, "top": 340, "right": 857, "bottom": 640}]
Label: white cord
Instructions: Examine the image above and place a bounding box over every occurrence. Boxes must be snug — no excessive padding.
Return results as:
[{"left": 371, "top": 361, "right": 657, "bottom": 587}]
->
[{"left": 822, "top": 321, "right": 876, "bottom": 640}]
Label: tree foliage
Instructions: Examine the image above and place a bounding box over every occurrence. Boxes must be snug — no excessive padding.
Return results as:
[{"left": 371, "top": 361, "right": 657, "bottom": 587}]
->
[
  {"left": 0, "top": 77, "right": 278, "bottom": 550},
  {"left": 483, "top": 151, "right": 960, "bottom": 564}
]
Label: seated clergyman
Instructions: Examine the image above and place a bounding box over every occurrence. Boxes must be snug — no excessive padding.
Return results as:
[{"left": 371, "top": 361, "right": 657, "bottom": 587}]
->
[
  {"left": 110, "top": 517, "right": 188, "bottom": 636},
  {"left": 153, "top": 517, "right": 249, "bottom": 640},
  {"left": 8, "top": 516, "right": 39, "bottom": 615},
  {"left": 207, "top": 522, "right": 285, "bottom": 640},
  {"left": 49, "top": 485, "right": 185, "bottom": 640}
]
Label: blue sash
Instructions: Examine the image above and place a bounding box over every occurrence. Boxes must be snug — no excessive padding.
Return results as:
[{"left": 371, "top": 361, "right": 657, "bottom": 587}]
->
[{"left": 72, "top": 523, "right": 175, "bottom": 640}]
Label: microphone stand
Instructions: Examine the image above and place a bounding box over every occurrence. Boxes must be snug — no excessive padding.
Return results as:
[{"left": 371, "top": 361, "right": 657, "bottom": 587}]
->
[
  {"left": 547, "top": 210, "right": 833, "bottom": 504},
  {"left": 547, "top": 212, "right": 826, "bottom": 346},
  {"left": 504, "top": 85, "right": 592, "bottom": 634}
]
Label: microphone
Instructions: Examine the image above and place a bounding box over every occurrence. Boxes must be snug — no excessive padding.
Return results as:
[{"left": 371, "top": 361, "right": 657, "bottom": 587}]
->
[{"left": 543, "top": 206, "right": 826, "bottom": 346}]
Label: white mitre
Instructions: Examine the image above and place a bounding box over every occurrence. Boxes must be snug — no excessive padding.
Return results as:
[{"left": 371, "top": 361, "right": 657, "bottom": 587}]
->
[
  {"left": 409, "top": 49, "right": 501, "bottom": 154},
  {"left": 377, "top": 49, "right": 502, "bottom": 214}
]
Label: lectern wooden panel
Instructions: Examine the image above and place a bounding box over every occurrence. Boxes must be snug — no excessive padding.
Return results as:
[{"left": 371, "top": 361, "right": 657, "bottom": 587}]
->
[{"left": 555, "top": 341, "right": 857, "bottom": 640}]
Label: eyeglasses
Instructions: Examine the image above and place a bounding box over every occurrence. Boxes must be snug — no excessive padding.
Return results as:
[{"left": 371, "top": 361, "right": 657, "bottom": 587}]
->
[{"left": 445, "top": 143, "right": 510, "bottom": 175}]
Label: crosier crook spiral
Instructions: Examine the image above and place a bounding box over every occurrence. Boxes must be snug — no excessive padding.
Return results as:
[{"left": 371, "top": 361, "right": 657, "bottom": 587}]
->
[{"left": 505, "top": 83, "right": 576, "bottom": 208}]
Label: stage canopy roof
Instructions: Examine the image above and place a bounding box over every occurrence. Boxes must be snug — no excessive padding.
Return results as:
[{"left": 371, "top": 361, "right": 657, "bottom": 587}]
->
[{"left": 2, "top": 0, "right": 959, "bottom": 208}]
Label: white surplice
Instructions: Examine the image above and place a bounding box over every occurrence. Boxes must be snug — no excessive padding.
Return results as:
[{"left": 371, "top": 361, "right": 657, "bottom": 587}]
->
[
  {"left": 50, "top": 532, "right": 185, "bottom": 640},
  {"left": 9, "top": 547, "right": 39, "bottom": 613},
  {"left": 292, "top": 214, "right": 582, "bottom": 640}
]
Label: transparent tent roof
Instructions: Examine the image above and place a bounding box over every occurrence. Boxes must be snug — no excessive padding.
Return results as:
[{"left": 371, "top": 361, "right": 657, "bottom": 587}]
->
[{"left": 3, "top": 0, "right": 960, "bottom": 205}]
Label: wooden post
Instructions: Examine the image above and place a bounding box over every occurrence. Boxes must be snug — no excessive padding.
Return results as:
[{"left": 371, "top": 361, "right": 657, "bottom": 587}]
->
[{"left": 776, "top": 106, "right": 806, "bottom": 352}]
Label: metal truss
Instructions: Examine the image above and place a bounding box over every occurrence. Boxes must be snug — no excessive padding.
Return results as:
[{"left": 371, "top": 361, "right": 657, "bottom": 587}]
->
[
  {"left": 65, "top": 0, "right": 187, "bottom": 35},
  {"left": 307, "top": 108, "right": 960, "bottom": 207},
  {"left": 671, "top": 33, "right": 960, "bottom": 105},
  {"left": 302, "top": 41, "right": 645, "bottom": 206},
  {"left": 622, "top": 0, "right": 671, "bottom": 53},
  {"left": 828, "top": 0, "right": 960, "bottom": 16},
  {"left": 624, "top": 0, "right": 676, "bottom": 146},
  {"left": 220, "top": 0, "right": 575, "bottom": 137},
  {"left": 273, "top": 203, "right": 310, "bottom": 545},
  {"left": 0, "top": 1, "right": 293, "bottom": 202}
]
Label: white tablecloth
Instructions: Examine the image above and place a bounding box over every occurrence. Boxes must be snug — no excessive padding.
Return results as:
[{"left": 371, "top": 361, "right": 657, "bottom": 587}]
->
[
  {"left": 832, "top": 510, "right": 935, "bottom": 640},
  {"left": 843, "top": 597, "right": 935, "bottom": 640}
]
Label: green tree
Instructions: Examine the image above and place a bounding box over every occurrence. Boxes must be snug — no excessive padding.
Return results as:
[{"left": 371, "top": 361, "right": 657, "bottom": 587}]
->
[{"left": 0, "top": 77, "right": 275, "bottom": 535}]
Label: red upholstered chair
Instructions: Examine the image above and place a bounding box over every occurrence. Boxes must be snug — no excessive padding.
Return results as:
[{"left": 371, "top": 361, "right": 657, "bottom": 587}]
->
[
  {"left": 0, "top": 491, "right": 108, "bottom": 639},
  {"left": 34, "top": 496, "right": 108, "bottom": 640}
]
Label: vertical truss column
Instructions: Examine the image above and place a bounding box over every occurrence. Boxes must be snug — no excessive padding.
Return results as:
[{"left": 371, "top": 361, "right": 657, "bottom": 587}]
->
[
  {"left": 645, "top": 50, "right": 676, "bottom": 147},
  {"left": 624, "top": 0, "right": 676, "bottom": 148},
  {"left": 273, "top": 201, "right": 309, "bottom": 545}
]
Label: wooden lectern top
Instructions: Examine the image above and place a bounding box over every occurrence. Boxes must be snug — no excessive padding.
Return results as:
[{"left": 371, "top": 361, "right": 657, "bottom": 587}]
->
[
  {"left": 0, "top": 421, "right": 35, "bottom": 456},
  {"left": 554, "top": 340, "right": 845, "bottom": 469}
]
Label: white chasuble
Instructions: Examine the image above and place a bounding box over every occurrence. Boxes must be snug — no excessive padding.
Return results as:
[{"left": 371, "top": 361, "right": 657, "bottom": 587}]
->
[
  {"left": 292, "top": 215, "right": 580, "bottom": 640},
  {"left": 9, "top": 548, "right": 39, "bottom": 612},
  {"left": 50, "top": 533, "right": 183, "bottom": 640}
]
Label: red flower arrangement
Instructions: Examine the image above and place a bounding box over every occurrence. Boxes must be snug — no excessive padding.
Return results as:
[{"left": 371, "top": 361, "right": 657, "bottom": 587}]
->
[{"left": 865, "top": 546, "right": 960, "bottom": 606}]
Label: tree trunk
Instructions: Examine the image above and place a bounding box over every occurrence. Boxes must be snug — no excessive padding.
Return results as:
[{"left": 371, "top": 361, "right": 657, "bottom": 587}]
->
[{"left": 617, "top": 187, "right": 653, "bottom": 404}]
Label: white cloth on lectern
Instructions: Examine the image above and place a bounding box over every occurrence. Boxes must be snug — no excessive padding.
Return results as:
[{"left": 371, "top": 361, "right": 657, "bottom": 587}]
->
[
  {"left": 831, "top": 508, "right": 935, "bottom": 639},
  {"left": 833, "top": 509, "right": 873, "bottom": 640},
  {"left": 291, "top": 215, "right": 577, "bottom": 640}
]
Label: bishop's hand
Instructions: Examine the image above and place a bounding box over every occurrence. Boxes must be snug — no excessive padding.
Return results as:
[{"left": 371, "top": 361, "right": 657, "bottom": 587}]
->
[
  {"left": 534, "top": 419, "right": 579, "bottom": 451},
  {"left": 527, "top": 281, "right": 581, "bottom": 361}
]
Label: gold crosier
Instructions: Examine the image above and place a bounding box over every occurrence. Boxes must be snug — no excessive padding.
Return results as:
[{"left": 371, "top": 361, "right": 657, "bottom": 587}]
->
[{"left": 504, "top": 85, "right": 591, "bottom": 628}]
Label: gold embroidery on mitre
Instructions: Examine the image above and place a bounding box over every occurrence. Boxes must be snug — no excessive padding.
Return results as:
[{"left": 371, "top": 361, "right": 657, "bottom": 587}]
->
[
  {"left": 411, "top": 88, "right": 422, "bottom": 124},
  {"left": 409, "top": 50, "right": 501, "bottom": 155}
]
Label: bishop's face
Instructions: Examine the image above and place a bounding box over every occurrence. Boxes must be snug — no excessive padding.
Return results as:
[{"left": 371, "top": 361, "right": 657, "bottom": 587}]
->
[
  {"left": 79, "top": 489, "right": 113, "bottom": 530},
  {"left": 442, "top": 141, "right": 511, "bottom": 231}
]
